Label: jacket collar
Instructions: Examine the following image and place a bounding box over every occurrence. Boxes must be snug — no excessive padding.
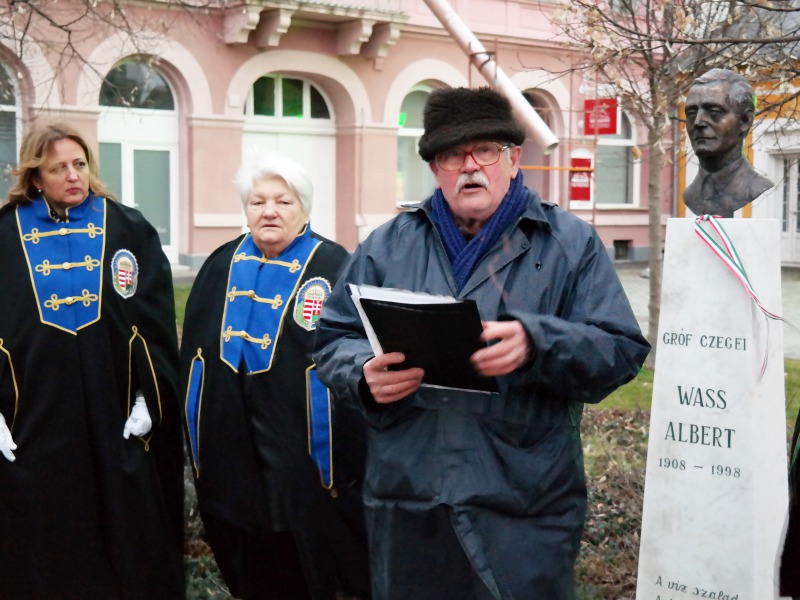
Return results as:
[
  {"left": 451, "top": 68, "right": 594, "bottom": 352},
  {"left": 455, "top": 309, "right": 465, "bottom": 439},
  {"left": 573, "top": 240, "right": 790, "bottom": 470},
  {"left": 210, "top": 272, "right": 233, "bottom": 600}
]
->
[{"left": 412, "top": 186, "right": 551, "bottom": 297}]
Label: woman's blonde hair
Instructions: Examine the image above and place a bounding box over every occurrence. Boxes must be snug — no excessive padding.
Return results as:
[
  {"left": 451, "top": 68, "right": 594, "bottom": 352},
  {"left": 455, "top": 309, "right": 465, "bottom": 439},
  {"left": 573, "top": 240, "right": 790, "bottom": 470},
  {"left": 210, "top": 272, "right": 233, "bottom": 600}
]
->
[{"left": 6, "top": 121, "right": 115, "bottom": 206}]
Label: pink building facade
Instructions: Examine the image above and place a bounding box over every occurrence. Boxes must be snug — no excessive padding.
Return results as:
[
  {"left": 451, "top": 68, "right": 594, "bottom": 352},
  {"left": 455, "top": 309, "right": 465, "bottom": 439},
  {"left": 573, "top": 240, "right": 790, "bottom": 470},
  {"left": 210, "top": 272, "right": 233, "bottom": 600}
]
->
[{"left": 0, "top": 0, "right": 661, "bottom": 268}]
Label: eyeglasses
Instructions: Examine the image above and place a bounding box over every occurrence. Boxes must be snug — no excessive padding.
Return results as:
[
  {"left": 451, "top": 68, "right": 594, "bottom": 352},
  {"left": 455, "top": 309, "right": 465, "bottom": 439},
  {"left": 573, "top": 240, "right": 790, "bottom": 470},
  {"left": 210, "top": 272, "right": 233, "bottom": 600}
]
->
[{"left": 434, "top": 142, "right": 512, "bottom": 171}]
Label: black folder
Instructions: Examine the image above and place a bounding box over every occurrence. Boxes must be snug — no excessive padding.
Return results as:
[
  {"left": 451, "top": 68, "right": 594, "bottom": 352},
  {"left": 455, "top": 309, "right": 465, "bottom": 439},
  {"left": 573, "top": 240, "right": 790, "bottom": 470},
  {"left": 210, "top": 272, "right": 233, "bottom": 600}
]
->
[{"left": 358, "top": 296, "right": 498, "bottom": 394}]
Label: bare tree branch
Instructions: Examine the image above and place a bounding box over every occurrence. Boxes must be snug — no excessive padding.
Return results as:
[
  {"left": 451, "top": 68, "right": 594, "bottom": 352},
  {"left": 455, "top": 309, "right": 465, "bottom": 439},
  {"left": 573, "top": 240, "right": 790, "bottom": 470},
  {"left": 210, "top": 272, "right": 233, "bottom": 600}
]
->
[{"left": 544, "top": 0, "right": 800, "bottom": 366}]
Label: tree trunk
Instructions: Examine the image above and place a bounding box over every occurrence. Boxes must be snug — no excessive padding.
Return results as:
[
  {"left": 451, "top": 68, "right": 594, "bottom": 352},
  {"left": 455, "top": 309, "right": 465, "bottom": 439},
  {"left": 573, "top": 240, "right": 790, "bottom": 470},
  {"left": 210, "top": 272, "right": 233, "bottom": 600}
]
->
[{"left": 645, "top": 126, "right": 666, "bottom": 369}]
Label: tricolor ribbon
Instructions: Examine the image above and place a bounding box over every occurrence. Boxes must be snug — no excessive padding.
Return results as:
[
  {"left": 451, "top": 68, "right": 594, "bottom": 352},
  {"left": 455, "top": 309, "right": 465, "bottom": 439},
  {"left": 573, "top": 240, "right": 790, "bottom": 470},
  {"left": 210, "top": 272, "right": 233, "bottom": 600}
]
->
[{"left": 694, "top": 214, "right": 783, "bottom": 377}]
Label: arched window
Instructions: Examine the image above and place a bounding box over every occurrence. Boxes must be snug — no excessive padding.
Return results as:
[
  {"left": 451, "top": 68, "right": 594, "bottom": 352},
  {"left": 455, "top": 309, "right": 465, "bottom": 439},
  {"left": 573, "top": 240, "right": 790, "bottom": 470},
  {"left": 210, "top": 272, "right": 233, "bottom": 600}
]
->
[
  {"left": 397, "top": 87, "right": 435, "bottom": 206},
  {"left": 595, "top": 113, "right": 638, "bottom": 205},
  {"left": 0, "top": 64, "right": 17, "bottom": 201},
  {"left": 100, "top": 61, "right": 175, "bottom": 110},
  {"left": 245, "top": 75, "right": 330, "bottom": 119},
  {"left": 98, "top": 60, "right": 178, "bottom": 259}
]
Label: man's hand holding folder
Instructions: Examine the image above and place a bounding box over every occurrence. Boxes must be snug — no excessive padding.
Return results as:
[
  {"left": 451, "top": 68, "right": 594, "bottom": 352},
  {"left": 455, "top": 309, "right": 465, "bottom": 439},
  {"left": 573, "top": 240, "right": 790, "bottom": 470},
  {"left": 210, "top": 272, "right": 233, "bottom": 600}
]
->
[
  {"left": 349, "top": 284, "right": 532, "bottom": 400},
  {"left": 363, "top": 352, "right": 425, "bottom": 405},
  {"left": 472, "top": 320, "right": 533, "bottom": 378}
]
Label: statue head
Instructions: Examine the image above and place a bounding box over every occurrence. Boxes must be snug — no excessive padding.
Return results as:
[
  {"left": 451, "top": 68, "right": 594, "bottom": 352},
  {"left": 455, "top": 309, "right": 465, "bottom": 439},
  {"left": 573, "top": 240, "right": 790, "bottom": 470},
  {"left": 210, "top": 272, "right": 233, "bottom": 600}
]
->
[
  {"left": 682, "top": 69, "right": 773, "bottom": 217},
  {"left": 685, "top": 69, "right": 756, "bottom": 172}
]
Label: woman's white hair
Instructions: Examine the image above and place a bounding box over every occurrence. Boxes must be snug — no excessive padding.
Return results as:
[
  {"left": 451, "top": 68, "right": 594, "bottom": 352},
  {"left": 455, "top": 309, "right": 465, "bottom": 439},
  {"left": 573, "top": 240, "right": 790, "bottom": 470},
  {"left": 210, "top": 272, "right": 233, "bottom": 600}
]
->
[{"left": 235, "top": 147, "right": 314, "bottom": 215}]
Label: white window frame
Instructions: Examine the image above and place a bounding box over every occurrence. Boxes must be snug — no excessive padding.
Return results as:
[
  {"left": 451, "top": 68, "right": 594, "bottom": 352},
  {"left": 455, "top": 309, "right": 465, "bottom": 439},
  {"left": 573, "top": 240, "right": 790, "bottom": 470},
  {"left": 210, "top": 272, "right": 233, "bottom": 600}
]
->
[
  {"left": 98, "top": 60, "right": 179, "bottom": 261},
  {"left": 242, "top": 74, "right": 337, "bottom": 240},
  {"left": 0, "top": 62, "right": 21, "bottom": 194},
  {"left": 572, "top": 108, "right": 641, "bottom": 210},
  {"left": 245, "top": 75, "right": 334, "bottom": 122},
  {"left": 98, "top": 106, "right": 180, "bottom": 263},
  {"left": 397, "top": 84, "right": 436, "bottom": 208}
]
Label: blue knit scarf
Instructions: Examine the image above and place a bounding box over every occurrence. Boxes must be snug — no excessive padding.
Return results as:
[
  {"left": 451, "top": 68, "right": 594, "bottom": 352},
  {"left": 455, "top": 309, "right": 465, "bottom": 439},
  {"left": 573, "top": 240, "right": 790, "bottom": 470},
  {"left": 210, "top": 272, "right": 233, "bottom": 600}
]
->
[{"left": 431, "top": 171, "right": 528, "bottom": 292}]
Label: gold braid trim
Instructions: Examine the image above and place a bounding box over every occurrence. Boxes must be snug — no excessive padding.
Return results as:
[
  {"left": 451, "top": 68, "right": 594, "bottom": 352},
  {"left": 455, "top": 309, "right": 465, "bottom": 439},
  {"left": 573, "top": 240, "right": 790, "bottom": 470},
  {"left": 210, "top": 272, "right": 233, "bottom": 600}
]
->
[
  {"left": 43, "top": 289, "right": 99, "bottom": 311},
  {"left": 232, "top": 253, "right": 302, "bottom": 273},
  {"left": 35, "top": 255, "right": 101, "bottom": 276},
  {"left": 222, "top": 326, "right": 272, "bottom": 349},
  {"left": 23, "top": 223, "right": 104, "bottom": 244},
  {"left": 226, "top": 286, "right": 283, "bottom": 309}
]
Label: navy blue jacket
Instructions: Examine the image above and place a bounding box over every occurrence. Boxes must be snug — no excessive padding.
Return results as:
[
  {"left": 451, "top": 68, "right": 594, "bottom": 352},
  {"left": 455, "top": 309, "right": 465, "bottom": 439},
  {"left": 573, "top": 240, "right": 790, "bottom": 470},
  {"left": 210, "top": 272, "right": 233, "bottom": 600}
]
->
[{"left": 314, "top": 189, "right": 650, "bottom": 599}]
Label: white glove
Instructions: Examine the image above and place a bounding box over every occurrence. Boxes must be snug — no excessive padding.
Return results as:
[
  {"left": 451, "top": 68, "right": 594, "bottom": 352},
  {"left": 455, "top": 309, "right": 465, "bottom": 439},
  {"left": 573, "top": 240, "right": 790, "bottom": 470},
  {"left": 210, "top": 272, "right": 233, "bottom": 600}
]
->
[
  {"left": 0, "top": 413, "right": 17, "bottom": 462},
  {"left": 123, "top": 392, "right": 152, "bottom": 439}
]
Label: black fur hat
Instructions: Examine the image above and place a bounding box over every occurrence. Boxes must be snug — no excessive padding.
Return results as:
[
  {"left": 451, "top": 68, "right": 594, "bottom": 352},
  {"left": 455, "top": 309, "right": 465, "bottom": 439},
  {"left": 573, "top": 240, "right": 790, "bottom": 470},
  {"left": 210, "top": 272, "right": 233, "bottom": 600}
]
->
[{"left": 418, "top": 87, "right": 527, "bottom": 162}]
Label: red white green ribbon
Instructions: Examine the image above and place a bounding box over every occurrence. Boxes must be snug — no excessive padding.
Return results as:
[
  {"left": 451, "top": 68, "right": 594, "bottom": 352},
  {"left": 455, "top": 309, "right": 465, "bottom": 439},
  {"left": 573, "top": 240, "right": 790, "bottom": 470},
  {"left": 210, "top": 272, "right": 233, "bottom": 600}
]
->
[
  {"left": 694, "top": 215, "right": 782, "bottom": 321},
  {"left": 694, "top": 214, "right": 783, "bottom": 378}
]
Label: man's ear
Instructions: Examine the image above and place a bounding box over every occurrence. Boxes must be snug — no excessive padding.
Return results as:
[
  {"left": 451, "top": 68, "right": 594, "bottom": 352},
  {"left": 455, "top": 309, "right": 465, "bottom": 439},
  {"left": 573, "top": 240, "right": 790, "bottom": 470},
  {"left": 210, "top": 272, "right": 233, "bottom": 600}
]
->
[
  {"left": 429, "top": 160, "right": 443, "bottom": 181},
  {"left": 509, "top": 145, "right": 523, "bottom": 178},
  {"left": 428, "top": 161, "right": 443, "bottom": 189},
  {"left": 739, "top": 108, "right": 755, "bottom": 135}
]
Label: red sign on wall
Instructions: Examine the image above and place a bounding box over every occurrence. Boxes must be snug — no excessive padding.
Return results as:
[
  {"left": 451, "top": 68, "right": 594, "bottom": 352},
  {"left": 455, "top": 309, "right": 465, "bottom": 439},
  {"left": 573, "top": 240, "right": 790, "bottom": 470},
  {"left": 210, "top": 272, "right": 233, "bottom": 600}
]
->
[
  {"left": 570, "top": 158, "right": 592, "bottom": 202},
  {"left": 584, "top": 98, "right": 618, "bottom": 136}
]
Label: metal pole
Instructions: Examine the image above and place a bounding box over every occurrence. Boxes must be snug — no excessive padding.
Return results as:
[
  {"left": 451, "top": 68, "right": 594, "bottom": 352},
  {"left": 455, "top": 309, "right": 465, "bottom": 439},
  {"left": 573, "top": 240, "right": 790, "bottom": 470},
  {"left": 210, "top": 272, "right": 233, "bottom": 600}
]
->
[{"left": 422, "top": 0, "right": 559, "bottom": 154}]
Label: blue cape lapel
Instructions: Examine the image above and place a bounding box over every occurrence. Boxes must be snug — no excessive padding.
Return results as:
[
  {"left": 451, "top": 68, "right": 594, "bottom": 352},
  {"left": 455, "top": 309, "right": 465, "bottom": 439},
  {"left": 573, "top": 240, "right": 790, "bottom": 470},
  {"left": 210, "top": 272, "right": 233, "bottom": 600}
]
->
[
  {"left": 16, "top": 195, "right": 105, "bottom": 334},
  {"left": 220, "top": 227, "right": 321, "bottom": 373}
]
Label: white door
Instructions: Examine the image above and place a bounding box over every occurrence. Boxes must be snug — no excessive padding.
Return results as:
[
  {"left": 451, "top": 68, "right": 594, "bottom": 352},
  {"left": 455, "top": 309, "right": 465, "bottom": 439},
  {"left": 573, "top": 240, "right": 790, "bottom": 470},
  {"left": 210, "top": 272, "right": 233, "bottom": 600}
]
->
[
  {"left": 98, "top": 108, "right": 179, "bottom": 262},
  {"left": 241, "top": 130, "right": 336, "bottom": 241}
]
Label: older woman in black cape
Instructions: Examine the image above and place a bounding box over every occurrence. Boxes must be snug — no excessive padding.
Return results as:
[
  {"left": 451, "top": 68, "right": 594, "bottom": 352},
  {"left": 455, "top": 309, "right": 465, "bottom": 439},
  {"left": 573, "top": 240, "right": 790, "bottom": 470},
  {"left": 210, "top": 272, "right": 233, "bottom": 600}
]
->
[{"left": 181, "top": 150, "right": 369, "bottom": 600}]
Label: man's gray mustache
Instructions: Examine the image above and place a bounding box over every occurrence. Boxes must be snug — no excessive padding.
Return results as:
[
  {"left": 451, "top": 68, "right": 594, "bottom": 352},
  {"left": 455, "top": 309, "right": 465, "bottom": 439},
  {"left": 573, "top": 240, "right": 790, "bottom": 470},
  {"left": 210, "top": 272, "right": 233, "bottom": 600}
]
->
[{"left": 456, "top": 173, "right": 489, "bottom": 192}]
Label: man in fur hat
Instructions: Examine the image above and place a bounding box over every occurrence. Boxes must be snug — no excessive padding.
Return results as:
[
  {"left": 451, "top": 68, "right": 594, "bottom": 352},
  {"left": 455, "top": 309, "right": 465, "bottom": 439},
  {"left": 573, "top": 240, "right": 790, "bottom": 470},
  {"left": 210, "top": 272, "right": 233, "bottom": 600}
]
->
[{"left": 314, "top": 86, "right": 649, "bottom": 599}]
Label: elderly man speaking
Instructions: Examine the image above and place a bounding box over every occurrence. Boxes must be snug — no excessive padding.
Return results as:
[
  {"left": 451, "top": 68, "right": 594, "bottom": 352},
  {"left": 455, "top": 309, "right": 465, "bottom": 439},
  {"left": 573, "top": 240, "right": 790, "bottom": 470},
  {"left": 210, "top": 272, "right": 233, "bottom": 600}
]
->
[{"left": 313, "top": 87, "right": 650, "bottom": 599}]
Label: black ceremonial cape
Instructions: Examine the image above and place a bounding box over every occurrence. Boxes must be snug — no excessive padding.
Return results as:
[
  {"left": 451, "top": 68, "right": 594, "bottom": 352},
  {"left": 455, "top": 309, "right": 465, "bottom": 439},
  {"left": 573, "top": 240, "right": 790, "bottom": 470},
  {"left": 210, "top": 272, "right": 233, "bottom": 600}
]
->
[
  {"left": 781, "top": 416, "right": 800, "bottom": 595},
  {"left": 0, "top": 196, "right": 184, "bottom": 600},
  {"left": 181, "top": 230, "right": 369, "bottom": 599}
]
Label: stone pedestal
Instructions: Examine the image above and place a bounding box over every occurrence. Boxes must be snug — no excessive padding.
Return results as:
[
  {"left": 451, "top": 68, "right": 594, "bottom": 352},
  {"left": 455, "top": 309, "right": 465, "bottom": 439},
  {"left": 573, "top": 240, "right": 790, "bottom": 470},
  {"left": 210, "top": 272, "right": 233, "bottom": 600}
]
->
[{"left": 636, "top": 218, "right": 789, "bottom": 600}]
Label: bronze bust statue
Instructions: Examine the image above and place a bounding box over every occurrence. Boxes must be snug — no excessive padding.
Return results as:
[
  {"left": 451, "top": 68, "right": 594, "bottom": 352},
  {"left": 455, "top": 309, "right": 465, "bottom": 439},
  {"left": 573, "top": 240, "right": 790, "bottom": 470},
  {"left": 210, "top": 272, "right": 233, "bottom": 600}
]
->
[{"left": 683, "top": 68, "right": 773, "bottom": 218}]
